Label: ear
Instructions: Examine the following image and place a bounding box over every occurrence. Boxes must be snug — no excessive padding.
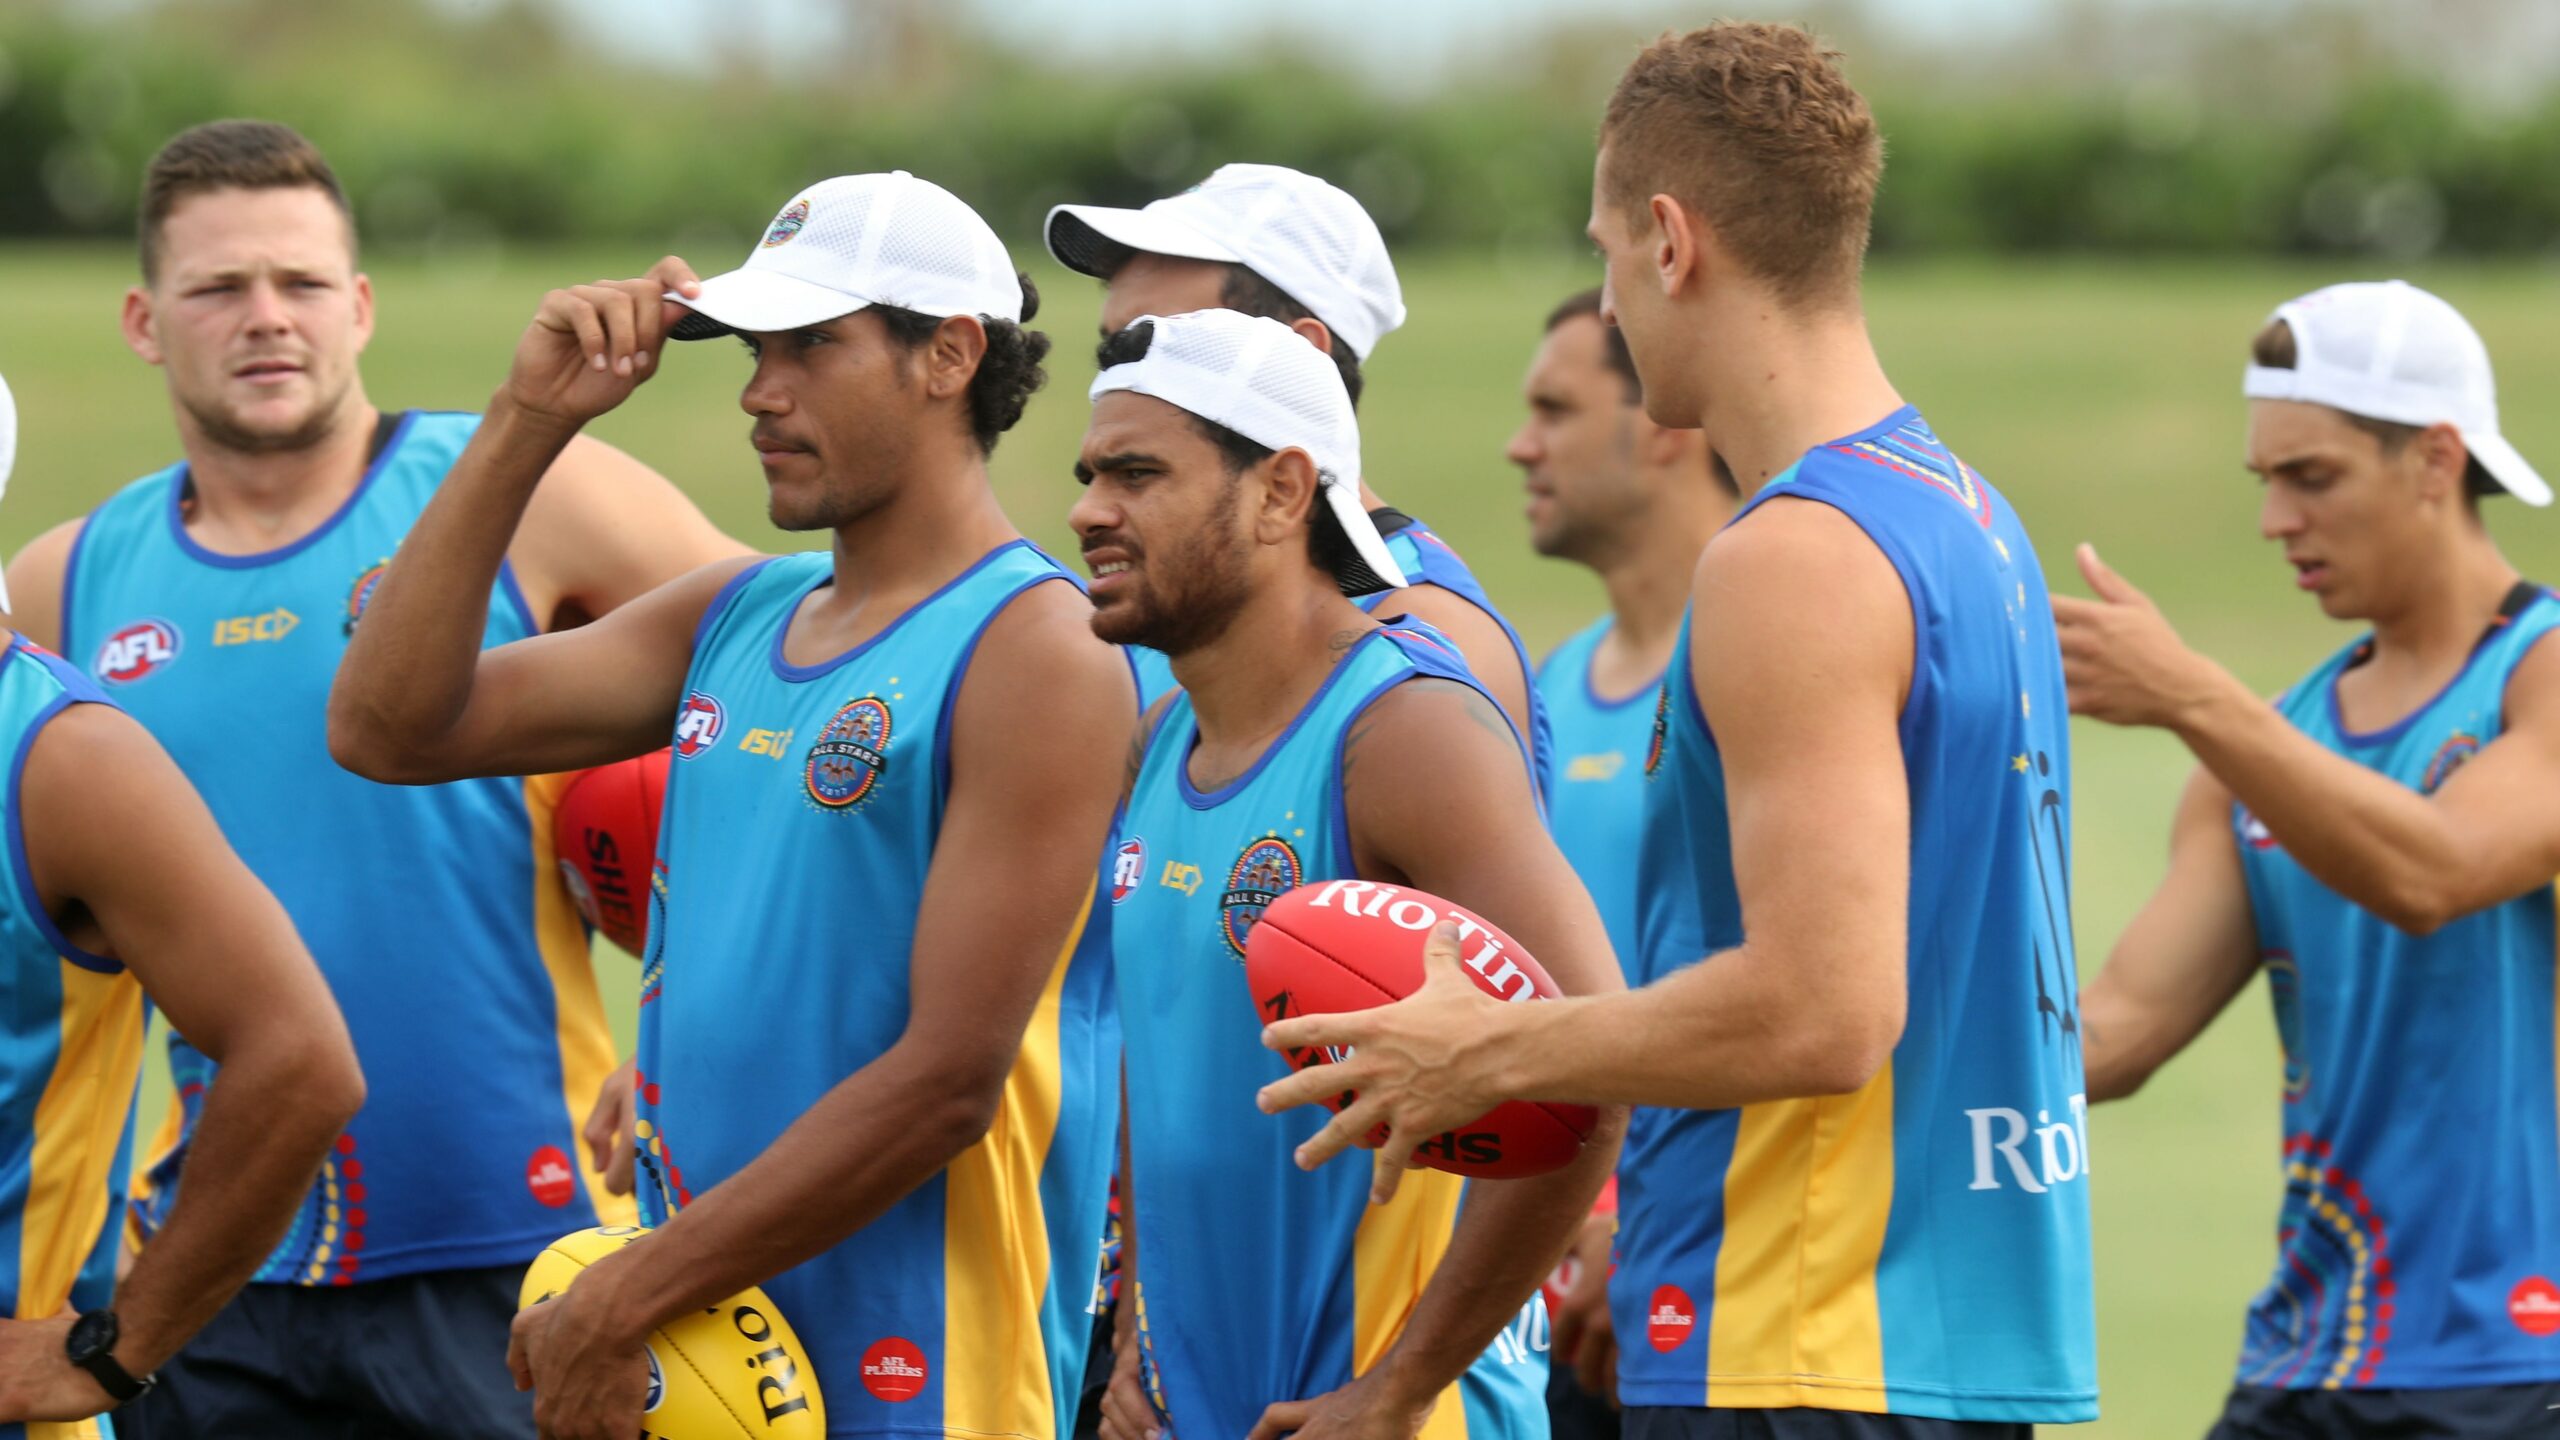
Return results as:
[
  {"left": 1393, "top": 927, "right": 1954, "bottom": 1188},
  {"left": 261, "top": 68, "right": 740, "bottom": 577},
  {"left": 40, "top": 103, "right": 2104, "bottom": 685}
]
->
[
  {"left": 351, "top": 272, "right": 376, "bottom": 357},
  {"left": 1286, "top": 316, "right": 1334, "bottom": 356},
  {"left": 1647, "top": 194, "right": 1709, "bottom": 300},
  {"left": 1253, "top": 448, "right": 1323, "bottom": 550},
  {"left": 921, "top": 314, "right": 990, "bottom": 401},
  {"left": 122, "top": 286, "right": 164, "bottom": 367},
  {"left": 2413, "top": 421, "right": 2470, "bottom": 503}
]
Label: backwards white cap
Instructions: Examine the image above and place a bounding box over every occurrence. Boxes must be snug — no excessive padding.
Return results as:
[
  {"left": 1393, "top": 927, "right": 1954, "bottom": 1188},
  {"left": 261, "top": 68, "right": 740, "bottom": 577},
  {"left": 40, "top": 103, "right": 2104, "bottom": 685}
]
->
[
  {"left": 1092, "top": 309, "right": 1408, "bottom": 596},
  {"left": 669, "top": 172, "right": 1023, "bottom": 340},
  {"left": 0, "top": 375, "right": 15, "bottom": 613},
  {"left": 2244, "top": 279, "right": 2548, "bottom": 506},
  {"left": 1047, "top": 163, "right": 1407, "bottom": 361}
]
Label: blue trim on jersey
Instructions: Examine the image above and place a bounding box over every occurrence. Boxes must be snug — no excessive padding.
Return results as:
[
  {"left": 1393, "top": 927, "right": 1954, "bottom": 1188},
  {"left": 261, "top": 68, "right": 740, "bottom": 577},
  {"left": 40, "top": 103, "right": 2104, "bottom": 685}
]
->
[
  {"left": 4, "top": 671, "right": 117, "bottom": 975},
  {"left": 1571, "top": 622, "right": 1657, "bottom": 711},
  {"left": 693, "top": 557, "right": 779, "bottom": 654},
  {"left": 163, "top": 411, "right": 419, "bottom": 570},
  {"left": 2322, "top": 629, "right": 2513, "bottom": 748},
  {"left": 1173, "top": 633, "right": 1380, "bottom": 810},
  {"left": 931, "top": 568, "right": 1084, "bottom": 804},
  {"left": 766, "top": 540, "right": 1033, "bottom": 683}
]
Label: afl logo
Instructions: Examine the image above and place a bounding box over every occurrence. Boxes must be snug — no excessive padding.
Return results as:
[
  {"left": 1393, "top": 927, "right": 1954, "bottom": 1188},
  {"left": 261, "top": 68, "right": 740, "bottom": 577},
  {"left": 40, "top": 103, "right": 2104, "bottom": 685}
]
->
[
  {"left": 94, "top": 619, "right": 181, "bottom": 685},
  {"left": 1644, "top": 682, "right": 1669, "bottom": 778},
  {"left": 2421, "top": 731, "right": 2480, "bottom": 794},
  {"left": 344, "top": 559, "right": 390, "bottom": 634},
  {"left": 763, "top": 197, "right": 810, "bottom": 248},
  {"left": 1111, "top": 837, "right": 1147, "bottom": 904},
  {"left": 805, "top": 697, "right": 892, "bottom": 810},
  {"left": 1219, "top": 836, "right": 1302, "bottom": 957},
  {"left": 2238, "top": 807, "right": 2277, "bottom": 851},
  {"left": 671, "top": 692, "right": 726, "bottom": 759}
]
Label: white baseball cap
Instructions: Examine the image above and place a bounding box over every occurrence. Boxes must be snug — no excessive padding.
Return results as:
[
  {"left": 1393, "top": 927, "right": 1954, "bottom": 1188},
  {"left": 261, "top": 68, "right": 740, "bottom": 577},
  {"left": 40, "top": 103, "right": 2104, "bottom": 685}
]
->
[
  {"left": 1091, "top": 310, "right": 1408, "bottom": 596},
  {"left": 2244, "top": 279, "right": 2548, "bottom": 506},
  {"left": 669, "top": 172, "right": 1023, "bottom": 340},
  {"left": 1047, "top": 164, "right": 1407, "bottom": 360},
  {"left": 0, "top": 374, "right": 14, "bottom": 612}
]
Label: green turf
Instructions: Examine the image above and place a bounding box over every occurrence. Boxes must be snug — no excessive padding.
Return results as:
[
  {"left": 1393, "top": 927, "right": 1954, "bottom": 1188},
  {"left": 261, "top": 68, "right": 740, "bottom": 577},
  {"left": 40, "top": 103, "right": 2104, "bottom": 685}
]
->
[{"left": 9, "top": 244, "right": 2560, "bottom": 1435}]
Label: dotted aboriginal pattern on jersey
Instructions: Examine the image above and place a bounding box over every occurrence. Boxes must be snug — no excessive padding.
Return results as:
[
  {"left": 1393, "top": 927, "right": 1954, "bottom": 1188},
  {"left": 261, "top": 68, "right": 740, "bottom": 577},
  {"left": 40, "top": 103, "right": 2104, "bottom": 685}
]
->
[
  {"left": 2241, "top": 1134, "right": 2395, "bottom": 1390},
  {"left": 632, "top": 1069, "right": 694, "bottom": 1213},
  {"left": 276, "top": 1132, "right": 368, "bottom": 1286}
]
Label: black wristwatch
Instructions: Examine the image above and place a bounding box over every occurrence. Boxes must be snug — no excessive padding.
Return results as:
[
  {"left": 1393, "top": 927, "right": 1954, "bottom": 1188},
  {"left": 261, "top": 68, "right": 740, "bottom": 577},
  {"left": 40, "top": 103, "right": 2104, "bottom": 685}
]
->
[{"left": 64, "top": 1309, "right": 154, "bottom": 1406}]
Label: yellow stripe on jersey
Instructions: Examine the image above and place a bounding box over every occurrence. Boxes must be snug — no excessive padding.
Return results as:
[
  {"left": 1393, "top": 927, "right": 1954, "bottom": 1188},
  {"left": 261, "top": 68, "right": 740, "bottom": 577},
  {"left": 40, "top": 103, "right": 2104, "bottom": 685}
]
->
[
  {"left": 27, "top": 1419, "right": 106, "bottom": 1440},
  {"left": 20, "top": 962, "right": 144, "bottom": 1318},
  {"left": 942, "top": 877, "right": 1087, "bottom": 1438},
  {"left": 523, "top": 774, "right": 637, "bottom": 1228},
  {"left": 1705, "top": 1064, "right": 1896, "bottom": 1412},
  {"left": 1350, "top": 1167, "right": 1471, "bottom": 1440}
]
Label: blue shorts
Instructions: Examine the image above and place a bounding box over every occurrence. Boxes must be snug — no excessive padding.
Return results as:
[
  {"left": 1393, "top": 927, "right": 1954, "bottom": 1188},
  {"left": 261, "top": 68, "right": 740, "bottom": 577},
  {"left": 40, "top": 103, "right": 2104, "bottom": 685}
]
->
[
  {"left": 2209, "top": 1380, "right": 2560, "bottom": 1438},
  {"left": 111, "top": 1266, "right": 530, "bottom": 1440}
]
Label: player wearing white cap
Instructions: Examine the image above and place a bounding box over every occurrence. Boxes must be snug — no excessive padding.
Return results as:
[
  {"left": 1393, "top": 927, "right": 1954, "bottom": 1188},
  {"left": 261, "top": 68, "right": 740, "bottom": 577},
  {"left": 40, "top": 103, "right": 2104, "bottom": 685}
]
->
[
  {"left": 1077, "top": 308, "right": 1621, "bottom": 1440},
  {"left": 329, "top": 173, "right": 1132, "bottom": 1440},
  {"left": 2066, "top": 280, "right": 2560, "bottom": 1435},
  {"left": 1048, "top": 165, "right": 1552, "bottom": 792}
]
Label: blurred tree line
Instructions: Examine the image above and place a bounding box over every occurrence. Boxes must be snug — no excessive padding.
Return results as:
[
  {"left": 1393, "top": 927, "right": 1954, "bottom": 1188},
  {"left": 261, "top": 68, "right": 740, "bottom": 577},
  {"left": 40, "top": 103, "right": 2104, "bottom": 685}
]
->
[{"left": 3, "top": 0, "right": 2556, "bottom": 263}]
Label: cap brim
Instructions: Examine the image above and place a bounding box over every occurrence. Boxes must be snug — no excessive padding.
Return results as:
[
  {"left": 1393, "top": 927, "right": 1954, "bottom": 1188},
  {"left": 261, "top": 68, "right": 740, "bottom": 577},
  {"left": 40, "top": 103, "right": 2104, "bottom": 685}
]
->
[
  {"left": 666, "top": 269, "right": 872, "bottom": 341},
  {"left": 2466, "top": 430, "right": 2552, "bottom": 507},
  {"left": 1321, "top": 479, "right": 1408, "bottom": 597},
  {"left": 1045, "top": 204, "right": 1243, "bottom": 280}
]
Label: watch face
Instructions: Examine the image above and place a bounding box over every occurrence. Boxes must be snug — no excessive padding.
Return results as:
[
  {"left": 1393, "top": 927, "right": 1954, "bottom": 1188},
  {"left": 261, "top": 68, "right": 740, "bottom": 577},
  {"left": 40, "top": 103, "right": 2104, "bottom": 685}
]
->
[{"left": 66, "top": 1309, "right": 116, "bottom": 1362}]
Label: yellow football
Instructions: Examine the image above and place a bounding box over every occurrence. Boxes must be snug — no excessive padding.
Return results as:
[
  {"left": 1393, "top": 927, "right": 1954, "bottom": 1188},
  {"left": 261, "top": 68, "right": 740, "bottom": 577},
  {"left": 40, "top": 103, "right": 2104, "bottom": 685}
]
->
[{"left": 519, "top": 1225, "right": 826, "bottom": 1439}]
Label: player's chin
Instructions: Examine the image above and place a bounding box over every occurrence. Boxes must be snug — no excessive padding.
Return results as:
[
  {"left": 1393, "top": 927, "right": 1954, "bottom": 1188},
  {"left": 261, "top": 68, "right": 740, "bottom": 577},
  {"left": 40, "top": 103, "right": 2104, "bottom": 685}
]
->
[{"left": 1087, "top": 593, "right": 1157, "bottom": 649}]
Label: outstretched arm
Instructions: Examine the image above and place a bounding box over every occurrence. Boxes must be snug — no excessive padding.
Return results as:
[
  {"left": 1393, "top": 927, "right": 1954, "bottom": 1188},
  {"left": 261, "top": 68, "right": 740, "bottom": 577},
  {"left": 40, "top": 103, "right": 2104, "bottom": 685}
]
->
[
  {"left": 330, "top": 262, "right": 754, "bottom": 783},
  {"left": 1259, "top": 499, "right": 1913, "bottom": 1128},
  {"left": 0, "top": 703, "right": 360, "bottom": 1424},
  {"left": 505, "top": 583, "right": 1135, "bottom": 1439},
  {"left": 2057, "top": 543, "right": 2560, "bottom": 934},
  {"left": 2081, "top": 767, "right": 2261, "bottom": 1102},
  {"left": 1246, "top": 676, "right": 1624, "bottom": 1440}
]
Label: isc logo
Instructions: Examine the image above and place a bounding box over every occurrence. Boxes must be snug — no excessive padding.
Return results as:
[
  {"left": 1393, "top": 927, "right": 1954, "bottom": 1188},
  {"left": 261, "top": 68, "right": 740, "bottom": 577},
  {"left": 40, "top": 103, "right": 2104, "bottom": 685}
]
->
[
  {"left": 94, "top": 620, "right": 181, "bottom": 685},
  {"left": 212, "top": 607, "right": 300, "bottom": 646},
  {"left": 737, "top": 728, "right": 794, "bottom": 758}
]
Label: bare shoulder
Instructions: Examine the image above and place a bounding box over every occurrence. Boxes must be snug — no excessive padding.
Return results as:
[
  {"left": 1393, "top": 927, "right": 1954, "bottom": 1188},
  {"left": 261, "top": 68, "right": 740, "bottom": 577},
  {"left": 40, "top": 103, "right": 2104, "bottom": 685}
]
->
[
  {"left": 5, "top": 517, "right": 86, "bottom": 650},
  {"left": 1695, "top": 496, "right": 1911, "bottom": 676},
  {"left": 956, "top": 575, "right": 1134, "bottom": 741},
  {"left": 8, "top": 517, "right": 84, "bottom": 576},
  {"left": 21, "top": 698, "right": 180, "bottom": 845}
]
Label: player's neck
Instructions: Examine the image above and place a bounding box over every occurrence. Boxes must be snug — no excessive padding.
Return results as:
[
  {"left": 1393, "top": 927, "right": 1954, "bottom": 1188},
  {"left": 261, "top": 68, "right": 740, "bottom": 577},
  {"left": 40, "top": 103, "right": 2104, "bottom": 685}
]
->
[
  {"left": 1595, "top": 501, "right": 1716, "bottom": 665},
  {"left": 1174, "top": 581, "right": 1374, "bottom": 761},
  {"left": 176, "top": 397, "right": 381, "bottom": 550},
  {"left": 1701, "top": 304, "right": 1903, "bottom": 496},
  {"left": 819, "top": 460, "right": 1018, "bottom": 626},
  {"left": 2363, "top": 529, "right": 2523, "bottom": 668}
]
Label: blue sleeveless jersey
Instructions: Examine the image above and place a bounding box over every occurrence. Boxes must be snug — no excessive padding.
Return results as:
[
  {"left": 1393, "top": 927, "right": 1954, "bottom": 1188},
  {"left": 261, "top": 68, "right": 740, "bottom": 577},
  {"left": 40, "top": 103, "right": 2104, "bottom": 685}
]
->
[
  {"left": 2233, "top": 590, "right": 2560, "bottom": 1390},
  {"left": 1113, "top": 623, "right": 1548, "bottom": 1440},
  {"left": 66, "top": 412, "right": 624, "bottom": 1285},
  {"left": 1620, "top": 408, "right": 2097, "bottom": 1422},
  {"left": 639, "top": 542, "right": 1116, "bottom": 1439},
  {"left": 1356, "top": 519, "right": 1551, "bottom": 800},
  {"left": 1534, "top": 619, "right": 1654, "bottom": 973},
  {"left": 0, "top": 640, "right": 139, "bottom": 1440}
]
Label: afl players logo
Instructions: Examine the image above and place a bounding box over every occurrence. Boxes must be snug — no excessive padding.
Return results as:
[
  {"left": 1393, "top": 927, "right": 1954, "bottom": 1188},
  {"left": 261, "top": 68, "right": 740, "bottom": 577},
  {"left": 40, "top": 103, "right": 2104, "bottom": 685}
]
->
[
  {"left": 1643, "top": 682, "right": 1669, "bottom": 778},
  {"left": 763, "top": 197, "right": 810, "bottom": 248},
  {"left": 672, "top": 692, "right": 726, "bottom": 759},
  {"left": 2421, "top": 731, "right": 2480, "bottom": 794},
  {"left": 805, "top": 697, "right": 892, "bottom": 810},
  {"left": 344, "top": 559, "right": 390, "bottom": 634},
  {"left": 93, "top": 619, "right": 180, "bottom": 685},
  {"left": 1111, "top": 838, "right": 1147, "bottom": 904},
  {"left": 1220, "top": 836, "right": 1302, "bottom": 957}
]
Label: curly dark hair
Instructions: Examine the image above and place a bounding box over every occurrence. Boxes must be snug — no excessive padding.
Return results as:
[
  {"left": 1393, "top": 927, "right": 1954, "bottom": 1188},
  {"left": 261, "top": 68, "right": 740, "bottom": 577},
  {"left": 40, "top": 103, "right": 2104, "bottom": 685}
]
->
[{"left": 874, "top": 272, "right": 1051, "bottom": 454}]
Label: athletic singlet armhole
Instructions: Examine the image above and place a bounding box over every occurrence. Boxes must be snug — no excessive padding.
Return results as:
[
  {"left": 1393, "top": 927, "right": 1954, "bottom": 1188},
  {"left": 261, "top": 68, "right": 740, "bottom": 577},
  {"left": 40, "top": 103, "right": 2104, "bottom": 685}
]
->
[
  {"left": 2493, "top": 599, "right": 2560, "bottom": 734},
  {"left": 688, "top": 557, "right": 782, "bottom": 658},
  {"left": 1326, "top": 659, "right": 1525, "bottom": 876},
  {"left": 932, "top": 569, "right": 1089, "bottom": 811},
  {"left": 1716, "top": 491, "right": 1929, "bottom": 750},
  {"left": 8, "top": 689, "right": 123, "bottom": 975}
]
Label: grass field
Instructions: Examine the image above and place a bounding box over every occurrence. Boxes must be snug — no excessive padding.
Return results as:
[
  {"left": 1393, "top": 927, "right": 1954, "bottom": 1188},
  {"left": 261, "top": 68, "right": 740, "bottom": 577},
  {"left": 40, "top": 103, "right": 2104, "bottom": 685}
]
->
[{"left": 10, "top": 244, "right": 2560, "bottom": 1436}]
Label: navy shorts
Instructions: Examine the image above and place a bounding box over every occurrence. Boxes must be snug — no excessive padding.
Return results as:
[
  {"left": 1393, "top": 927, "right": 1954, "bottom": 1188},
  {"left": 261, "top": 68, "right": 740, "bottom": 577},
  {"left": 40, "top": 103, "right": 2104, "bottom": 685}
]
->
[
  {"left": 2209, "top": 1380, "right": 2560, "bottom": 1438},
  {"left": 1625, "top": 1408, "right": 2031, "bottom": 1440},
  {"left": 112, "top": 1265, "right": 531, "bottom": 1440}
]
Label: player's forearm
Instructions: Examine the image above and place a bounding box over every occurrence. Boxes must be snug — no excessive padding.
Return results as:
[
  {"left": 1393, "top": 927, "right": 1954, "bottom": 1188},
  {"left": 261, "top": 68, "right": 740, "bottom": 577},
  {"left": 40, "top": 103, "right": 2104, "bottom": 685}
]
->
[
  {"left": 329, "top": 396, "right": 576, "bottom": 777},
  {"left": 577, "top": 1043, "right": 1002, "bottom": 1341},
  {"left": 1375, "top": 1126, "right": 1621, "bottom": 1407},
  {"left": 2173, "top": 676, "right": 2472, "bottom": 931},
  {"left": 112, "top": 1032, "right": 361, "bottom": 1373}
]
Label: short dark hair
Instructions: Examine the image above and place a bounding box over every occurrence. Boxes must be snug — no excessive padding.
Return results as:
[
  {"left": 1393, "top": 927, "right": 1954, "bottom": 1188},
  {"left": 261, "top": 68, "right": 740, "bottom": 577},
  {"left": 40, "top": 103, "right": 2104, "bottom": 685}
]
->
[
  {"left": 874, "top": 274, "right": 1051, "bottom": 455},
  {"left": 1545, "top": 288, "right": 1640, "bottom": 404},
  {"left": 1096, "top": 319, "right": 1362, "bottom": 581},
  {"left": 140, "top": 120, "right": 354, "bottom": 284},
  {"left": 2251, "top": 318, "right": 2497, "bottom": 501},
  {"left": 1217, "top": 266, "right": 1365, "bottom": 410}
]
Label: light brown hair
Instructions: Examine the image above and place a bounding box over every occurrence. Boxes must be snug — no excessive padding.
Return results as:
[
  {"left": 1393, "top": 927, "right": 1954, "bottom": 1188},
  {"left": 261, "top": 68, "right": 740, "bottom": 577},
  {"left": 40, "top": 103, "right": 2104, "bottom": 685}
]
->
[
  {"left": 2251, "top": 318, "right": 2497, "bottom": 500},
  {"left": 139, "top": 120, "right": 354, "bottom": 284},
  {"left": 1599, "top": 22, "right": 1881, "bottom": 310}
]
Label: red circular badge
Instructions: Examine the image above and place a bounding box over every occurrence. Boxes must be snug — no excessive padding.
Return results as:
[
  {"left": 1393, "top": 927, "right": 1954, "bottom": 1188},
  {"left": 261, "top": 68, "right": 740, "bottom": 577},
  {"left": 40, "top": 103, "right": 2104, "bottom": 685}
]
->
[
  {"left": 1647, "top": 1284, "right": 1696, "bottom": 1353},
  {"left": 861, "top": 1337, "right": 929, "bottom": 1401},
  {"left": 2511, "top": 1276, "right": 2560, "bottom": 1337},
  {"left": 526, "top": 1145, "right": 576, "bottom": 1209}
]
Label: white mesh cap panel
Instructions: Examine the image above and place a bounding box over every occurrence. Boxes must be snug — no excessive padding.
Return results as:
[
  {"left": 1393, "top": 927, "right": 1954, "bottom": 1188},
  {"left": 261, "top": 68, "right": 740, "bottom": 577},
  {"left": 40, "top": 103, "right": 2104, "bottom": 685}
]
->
[
  {"left": 670, "top": 171, "right": 1021, "bottom": 340},
  {"left": 1090, "top": 309, "right": 1407, "bottom": 593}
]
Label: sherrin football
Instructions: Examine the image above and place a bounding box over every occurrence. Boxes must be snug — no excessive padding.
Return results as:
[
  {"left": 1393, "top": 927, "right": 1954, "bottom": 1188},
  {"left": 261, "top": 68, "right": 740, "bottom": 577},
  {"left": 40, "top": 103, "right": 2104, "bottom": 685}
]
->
[
  {"left": 1246, "top": 880, "right": 1599, "bottom": 1178},
  {"left": 551, "top": 750, "right": 670, "bottom": 957},
  {"left": 519, "top": 1225, "right": 825, "bottom": 1439}
]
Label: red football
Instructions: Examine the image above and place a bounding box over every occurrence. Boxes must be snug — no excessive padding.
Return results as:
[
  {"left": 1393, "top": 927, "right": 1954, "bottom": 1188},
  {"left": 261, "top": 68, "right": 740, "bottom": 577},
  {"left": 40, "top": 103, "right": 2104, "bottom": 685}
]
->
[
  {"left": 552, "top": 749, "right": 670, "bottom": 957},
  {"left": 1246, "top": 880, "right": 1599, "bottom": 1179}
]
